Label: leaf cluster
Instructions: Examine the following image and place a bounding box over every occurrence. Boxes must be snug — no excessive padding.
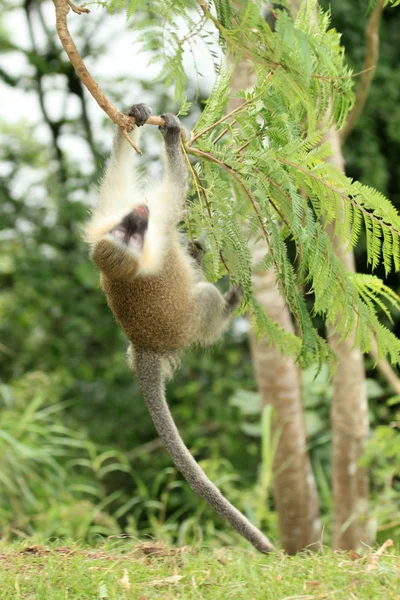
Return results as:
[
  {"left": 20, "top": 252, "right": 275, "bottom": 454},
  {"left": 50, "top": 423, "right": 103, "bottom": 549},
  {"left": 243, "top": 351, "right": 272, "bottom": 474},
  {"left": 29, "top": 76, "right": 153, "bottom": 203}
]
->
[{"left": 98, "top": 0, "right": 400, "bottom": 366}]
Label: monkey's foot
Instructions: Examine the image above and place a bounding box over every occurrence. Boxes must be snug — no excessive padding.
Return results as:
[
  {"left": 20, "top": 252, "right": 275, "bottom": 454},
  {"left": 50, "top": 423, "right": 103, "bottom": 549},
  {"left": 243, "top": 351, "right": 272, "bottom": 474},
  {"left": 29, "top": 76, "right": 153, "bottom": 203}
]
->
[
  {"left": 111, "top": 205, "right": 149, "bottom": 251},
  {"left": 224, "top": 284, "right": 243, "bottom": 313},
  {"left": 187, "top": 239, "right": 206, "bottom": 265},
  {"left": 159, "top": 113, "right": 181, "bottom": 143},
  {"left": 127, "top": 103, "right": 152, "bottom": 127}
]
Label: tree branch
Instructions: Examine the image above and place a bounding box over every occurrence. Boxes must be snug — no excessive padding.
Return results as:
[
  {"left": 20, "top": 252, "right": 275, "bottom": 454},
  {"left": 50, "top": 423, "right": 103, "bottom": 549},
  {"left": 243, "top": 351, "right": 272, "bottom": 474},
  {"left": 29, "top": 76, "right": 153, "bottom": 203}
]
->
[
  {"left": 339, "top": 0, "right": 385, "bottom": 143},
  {"left": 52, "top": 0, "right": 167, "bottom": 154},
  {"left": 370, "top": 337, "right": 400, "bottom": 395}
]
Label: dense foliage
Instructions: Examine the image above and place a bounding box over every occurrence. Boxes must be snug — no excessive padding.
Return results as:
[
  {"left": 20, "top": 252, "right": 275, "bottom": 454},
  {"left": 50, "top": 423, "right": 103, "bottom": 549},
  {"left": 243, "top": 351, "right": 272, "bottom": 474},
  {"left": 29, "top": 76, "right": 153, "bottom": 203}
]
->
[{"left": 103, "top": 0, "right": 400, "bottom": 366}]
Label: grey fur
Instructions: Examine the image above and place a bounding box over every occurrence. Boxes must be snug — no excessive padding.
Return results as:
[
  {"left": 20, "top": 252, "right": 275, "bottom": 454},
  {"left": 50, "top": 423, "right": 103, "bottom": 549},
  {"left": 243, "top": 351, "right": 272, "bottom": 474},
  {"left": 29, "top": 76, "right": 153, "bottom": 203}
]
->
[{"left": 133, "top": 348, "right": 275, "bottom": 553}]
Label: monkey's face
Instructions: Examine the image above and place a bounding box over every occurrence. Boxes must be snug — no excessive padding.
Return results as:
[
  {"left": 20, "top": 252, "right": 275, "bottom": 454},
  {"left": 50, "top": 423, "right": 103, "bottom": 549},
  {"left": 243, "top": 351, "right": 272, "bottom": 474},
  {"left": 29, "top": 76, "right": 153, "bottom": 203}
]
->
[{"left": 111, "top": 205, "right": 149, "bottom": 252}]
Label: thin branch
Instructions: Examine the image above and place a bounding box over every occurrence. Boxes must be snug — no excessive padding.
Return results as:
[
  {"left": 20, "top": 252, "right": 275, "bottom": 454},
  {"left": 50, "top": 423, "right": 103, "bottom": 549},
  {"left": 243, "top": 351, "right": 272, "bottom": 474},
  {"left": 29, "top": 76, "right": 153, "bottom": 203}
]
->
[
  {"left": 186, "top": 148, "right": 295, "bottom": 315},
  {"left": 313, "top": 66, "right": 375, "bottom": 83},
  {"left": 52, "top": 0, "right": 167, "bottom": 154},
  {"left": 187, "top": 146, "right": 290, "bottom": 240},
  {"left": 188, "top": 147, "right": 270, "bottom": 242},
  {"left": 182, "top": 147, "right": 230, "bottom": 272},
  {"left": 340, "top": 0, "right": 385, "bottom": 143},
  {"left": 188, "top": 83, "right": 270, "bottom": 146},
  {"left": 370, "top": 336, "right": 400, "bottom": 395},
  {"left": 213, "top": 119, "right": 238, "bottom": 144},
  {"left": 277, "top": 157, "right": 400, "bottom": 239}
]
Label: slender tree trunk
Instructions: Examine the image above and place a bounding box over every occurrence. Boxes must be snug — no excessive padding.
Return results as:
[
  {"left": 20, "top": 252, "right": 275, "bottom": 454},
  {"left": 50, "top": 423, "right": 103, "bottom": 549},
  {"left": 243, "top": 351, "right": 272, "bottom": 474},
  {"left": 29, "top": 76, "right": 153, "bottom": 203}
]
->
[
  {"left": 250, "top": 245, "right": 322, "bottom": 553},
  {"left": 323, "top": 130, "right": 370, "bottom": 549},
  {"left": 285, "top": 0, "right": 370, "bottom": 549},
  {"left": 229, "top": 54, "right": 322, "bottom": 555}
]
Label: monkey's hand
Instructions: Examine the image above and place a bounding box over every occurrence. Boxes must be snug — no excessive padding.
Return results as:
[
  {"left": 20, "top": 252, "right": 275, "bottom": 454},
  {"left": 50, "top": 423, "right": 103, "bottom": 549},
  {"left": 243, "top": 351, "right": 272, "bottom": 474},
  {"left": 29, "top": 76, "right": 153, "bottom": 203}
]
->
[
  {"left": 159, "top": 113, "right": 181, "bottom": 145},
  {"left": 224, "top": 285, "right": 243, "bottom": 313},
  {"left": 126, "top": 103, "right": 152, "bottom": 127}
]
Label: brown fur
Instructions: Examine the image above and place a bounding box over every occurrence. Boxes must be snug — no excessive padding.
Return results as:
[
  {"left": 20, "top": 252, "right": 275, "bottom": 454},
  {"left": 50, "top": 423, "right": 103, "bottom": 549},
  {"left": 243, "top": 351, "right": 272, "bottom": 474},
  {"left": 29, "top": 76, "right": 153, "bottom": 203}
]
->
[{"left": 99, "top": 242, "right": 197, "bottom": 353}]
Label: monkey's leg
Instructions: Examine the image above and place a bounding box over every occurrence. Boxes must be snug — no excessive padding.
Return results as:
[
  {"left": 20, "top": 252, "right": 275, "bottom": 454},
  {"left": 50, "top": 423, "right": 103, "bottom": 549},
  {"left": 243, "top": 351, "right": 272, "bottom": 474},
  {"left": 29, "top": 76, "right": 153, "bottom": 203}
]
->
[
  {"left": 193, "top": 282, "right": 243, "bottom": 346},
  {"left": 158, "top": 114, "right": 188, "bottom": 223}
]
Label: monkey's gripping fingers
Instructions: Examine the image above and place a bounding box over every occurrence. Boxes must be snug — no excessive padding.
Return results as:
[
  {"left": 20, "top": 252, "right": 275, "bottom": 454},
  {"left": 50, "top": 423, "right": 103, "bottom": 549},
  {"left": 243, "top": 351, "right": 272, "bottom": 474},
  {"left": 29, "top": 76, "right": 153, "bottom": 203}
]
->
[
  {"left": 126, "top": 103, "right": 152, "bottom": 127},
  {"left": 224, "top": 284, "right": 243, "bottom": 314},
  {"left": 159, "top": 113, "right": 181, "bottom": 144}
]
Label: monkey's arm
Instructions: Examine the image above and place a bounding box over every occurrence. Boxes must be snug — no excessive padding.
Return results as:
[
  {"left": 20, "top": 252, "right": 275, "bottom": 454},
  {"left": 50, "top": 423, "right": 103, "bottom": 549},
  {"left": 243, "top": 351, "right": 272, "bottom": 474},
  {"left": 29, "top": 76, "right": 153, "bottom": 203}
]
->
[
  {"left": 95, "top": 104, "right": 152, "bottom": 221},
  {"left": 85, "top": 104, "right": 151, "bottom": 246}
]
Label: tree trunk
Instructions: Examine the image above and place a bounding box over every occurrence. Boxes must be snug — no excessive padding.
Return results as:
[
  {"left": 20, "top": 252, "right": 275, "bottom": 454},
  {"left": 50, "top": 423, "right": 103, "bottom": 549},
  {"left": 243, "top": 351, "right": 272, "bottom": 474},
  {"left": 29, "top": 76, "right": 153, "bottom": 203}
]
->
[
  {"left": 323, "top": 130, "right": 370, "bottom": 549},
  {"left": 284, "top": 0, "right": 369, "bottom": 549},
  {"left": 250, "top": 244, "right": 322, "bottom": 554},
  {"left": 229, "top": 49, "right": 322, "bottom": 555}
]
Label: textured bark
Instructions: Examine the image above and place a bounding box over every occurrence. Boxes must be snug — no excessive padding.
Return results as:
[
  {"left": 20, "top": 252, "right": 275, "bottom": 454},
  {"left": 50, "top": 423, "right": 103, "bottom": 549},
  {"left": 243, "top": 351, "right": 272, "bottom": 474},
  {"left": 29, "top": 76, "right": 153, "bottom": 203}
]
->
[
  {"left": 286, "top": 0, "right": 370, "bottom": 549},
  {"left": 323, "top": 130, "right": 370, "bottom": 549},
  {"left": 229, "top": 54, "right": 321, "bottom": 555},
  {"left": 250, "top": 245, "right": 322, "bottom": 554}
]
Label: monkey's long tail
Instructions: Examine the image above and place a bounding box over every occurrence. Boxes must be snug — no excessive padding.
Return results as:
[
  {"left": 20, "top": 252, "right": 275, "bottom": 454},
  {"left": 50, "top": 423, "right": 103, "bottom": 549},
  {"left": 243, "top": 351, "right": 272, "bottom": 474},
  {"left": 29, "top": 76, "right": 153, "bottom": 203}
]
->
[{"left": 134, "top": 348, "right": 275, "bottom": 554}]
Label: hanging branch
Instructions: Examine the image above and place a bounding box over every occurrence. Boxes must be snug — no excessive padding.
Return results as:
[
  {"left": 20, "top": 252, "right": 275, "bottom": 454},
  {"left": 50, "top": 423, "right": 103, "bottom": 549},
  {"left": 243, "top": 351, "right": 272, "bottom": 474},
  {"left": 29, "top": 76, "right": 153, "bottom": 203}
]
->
[
  {"left": 52, "top": 0, "right": 165, "bottom": 154},
  {"left": 339, "top": 0, "right": 385, "bottom": 143}
]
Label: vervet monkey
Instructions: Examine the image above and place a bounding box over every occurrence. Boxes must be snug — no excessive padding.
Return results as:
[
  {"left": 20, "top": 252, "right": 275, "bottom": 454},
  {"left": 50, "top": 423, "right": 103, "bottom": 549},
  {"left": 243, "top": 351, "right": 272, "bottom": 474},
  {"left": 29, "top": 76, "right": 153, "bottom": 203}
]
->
[{"left": 85, "top": 103, "right": 274, "bottom": 553}]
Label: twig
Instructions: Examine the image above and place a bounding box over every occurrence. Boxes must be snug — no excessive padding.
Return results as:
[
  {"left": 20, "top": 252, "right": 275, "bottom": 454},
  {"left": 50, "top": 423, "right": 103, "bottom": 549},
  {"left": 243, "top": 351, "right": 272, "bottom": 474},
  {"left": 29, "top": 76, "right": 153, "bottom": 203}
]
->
[
  {"left": 277, "top": 157, "right": 400, "bottom": 239},
  {"left": 212, "top": 119, "right": 238, "bottom": 145},
  {"left": 340, "top": 0, "right": 385, "bottom": 143},
  {"left": 187, "top": 147, "right": 274, "bottom": 262},
  {"left": 370, "top": 336, "right": 400, "bottom": 395},
  {"left": 183, "top": 148, "right": 230, "bottom": 272},
  {"left": 186, "top": 149, "right": 299, "bottom": 330},
  {"left": 188, "top": 83, "right": 270, "bottom": 146},
  {"left": 52, "top": 0, "right": 167, "bottom": 154},
  {"left": 189, "top": 104, "right": 247, "bottom": 146}
]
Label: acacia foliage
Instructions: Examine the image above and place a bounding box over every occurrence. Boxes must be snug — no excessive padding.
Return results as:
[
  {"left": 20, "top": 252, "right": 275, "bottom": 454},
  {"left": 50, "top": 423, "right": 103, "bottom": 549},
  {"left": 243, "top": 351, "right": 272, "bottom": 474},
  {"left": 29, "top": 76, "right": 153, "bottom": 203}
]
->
[{"left": 102, "top": 0, "right": 400, "bottom": 366}]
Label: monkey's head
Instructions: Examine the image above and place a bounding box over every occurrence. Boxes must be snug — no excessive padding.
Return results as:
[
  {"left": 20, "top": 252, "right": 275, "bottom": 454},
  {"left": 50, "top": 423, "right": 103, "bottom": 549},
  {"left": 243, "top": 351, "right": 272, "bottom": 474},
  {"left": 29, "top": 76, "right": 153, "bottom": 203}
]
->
[
  {"left": 91, "top": 204, "right": 149, "bottom": 280},
  {"left": 111, "top": 205, "right": 149, "bottom": 252}
]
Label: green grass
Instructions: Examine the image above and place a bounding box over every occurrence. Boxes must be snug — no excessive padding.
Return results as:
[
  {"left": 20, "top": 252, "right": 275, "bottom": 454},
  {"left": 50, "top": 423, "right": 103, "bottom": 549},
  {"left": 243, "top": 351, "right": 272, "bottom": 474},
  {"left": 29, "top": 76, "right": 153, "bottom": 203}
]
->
[{"left": 0, "top": 539, "right": 399, "bottom": 599}]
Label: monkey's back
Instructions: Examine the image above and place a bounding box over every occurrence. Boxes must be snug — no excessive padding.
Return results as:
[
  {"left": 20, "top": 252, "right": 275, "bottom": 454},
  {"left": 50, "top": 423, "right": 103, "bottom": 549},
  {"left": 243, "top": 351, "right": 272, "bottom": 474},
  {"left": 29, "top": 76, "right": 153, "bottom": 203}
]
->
[{"left": 101, "top": 247, "right": 196, "bottom": 353}]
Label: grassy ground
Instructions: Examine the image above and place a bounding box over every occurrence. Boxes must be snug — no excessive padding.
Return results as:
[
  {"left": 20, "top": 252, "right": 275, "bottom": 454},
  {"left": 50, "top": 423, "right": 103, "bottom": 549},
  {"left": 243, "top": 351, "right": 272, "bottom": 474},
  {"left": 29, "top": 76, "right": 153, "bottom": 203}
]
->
[{"left": 0, "top": 539, "right": 399, "bottom": 599}]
